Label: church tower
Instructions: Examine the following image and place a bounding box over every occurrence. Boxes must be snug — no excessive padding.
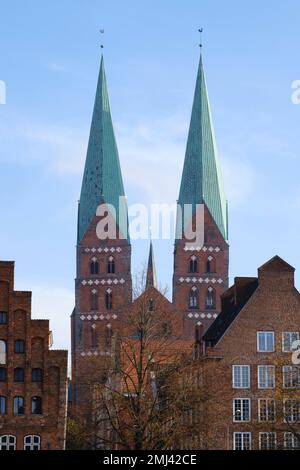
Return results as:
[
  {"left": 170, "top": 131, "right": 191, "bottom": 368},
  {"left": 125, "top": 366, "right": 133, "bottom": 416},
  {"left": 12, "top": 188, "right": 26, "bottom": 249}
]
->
[
  {"left": 173, "top": 55, "right": 229, "bottom": 337},
  {"left": 71, "top": 55, "right": 132, "bottom": 417}
]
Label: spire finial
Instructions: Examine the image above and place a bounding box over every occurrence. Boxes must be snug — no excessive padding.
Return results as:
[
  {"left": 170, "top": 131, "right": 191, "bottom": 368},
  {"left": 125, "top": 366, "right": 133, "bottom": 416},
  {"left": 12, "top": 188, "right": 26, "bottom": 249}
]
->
[
  {"left": 100, "top": 29, "right": 104, "bottom": 49},
  {"left": 198, "top": 28, "right": 203, "bottom": 51}
]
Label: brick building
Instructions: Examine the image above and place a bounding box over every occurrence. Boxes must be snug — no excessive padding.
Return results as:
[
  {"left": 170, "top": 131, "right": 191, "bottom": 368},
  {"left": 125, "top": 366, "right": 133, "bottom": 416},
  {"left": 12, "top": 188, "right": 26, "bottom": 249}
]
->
[
  {"left": 0, "top": 261, "right": 68, "bottom": 450},
  {"left": 71, "top": 52, "right": 229, "bottom": 420},
  {"left": 195, "top": 256, "right": 300, "bottom": 450}
]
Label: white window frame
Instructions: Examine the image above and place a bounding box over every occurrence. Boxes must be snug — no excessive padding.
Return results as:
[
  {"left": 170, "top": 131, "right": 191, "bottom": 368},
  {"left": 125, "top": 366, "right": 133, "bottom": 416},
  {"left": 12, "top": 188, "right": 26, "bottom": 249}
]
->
[
  {"left": 257, "top": 331, "right": 275, "bottom": 352},
  {"left": 282, "top": 332, "right": 300, "bottom": 353},
  {"left": 233, "top": 432, "right": 251, "bottom": 450},
  {"left": 24, "top": 435, "right": 41, "bottom": 450},
  {"left": 284, "top": 432, "right": 300, "bottom": 450},
  {"left": 0, "top": 435, "right": 16, "bottom": 450},
  {"left": 258, "top": 365, "right": 275, "bottom": 389},
  {"left": 282, "top": 366, "right": 300, "bottom": 389},
  {"left": 258, "top": 398, "right": 276, "bottom": 422},
  {"left": 232, "top": 365, "right": 250, "bottom": 389},
  {"left": 259, "top": 432, "right": 277, "bottom": 450},
  {"left": 233, "top": 398, "right": 251, "bottom": 422},
  {"left": 284, "top": 399, "right": 300, "bottom": 423}
]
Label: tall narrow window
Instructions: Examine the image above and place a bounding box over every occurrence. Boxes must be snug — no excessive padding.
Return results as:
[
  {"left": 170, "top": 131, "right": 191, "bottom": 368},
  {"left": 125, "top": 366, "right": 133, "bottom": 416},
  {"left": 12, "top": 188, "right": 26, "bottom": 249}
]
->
[
  {"left": 206, "top": 256, "right": 216, "bottom": 274},
  {"left": 189, "top": 256, "right": 198, "bottom": 274},
  {"left": 107, "top": 256, "right": 115, "bottom": 274},
  {"left": 14, "top": 339, "right": 25, "bottom": 353},
  {"left": 105, "top": 289, "right": 113, "bottom": 310},
  {"left": 105, "top": 324, "right": 112, "bottom": 349},
  {"left": 91, "top": 324, "right": 97, "bottom": 349},
  {"left": 90, "top": 257, "right": 99, "bottom": 275},
  {"left": 0, "top": 396, "right": 6, "bottom": 415},
  {"left": 13, "top": 396, "right": 24, "bottom": 416},
  {"left": 189, "top": 287, "right": 199, "bottom": 309},
  {"left": 0, "top": 341, "right": 6, "bottom": 365},
  {"left": 31, "top": 396, "right": 42, "bottom": 415},
  {"left": 205, "top": 288, "right": 216, "bottom": 310},
  {"left": 90, "top": 291, "right": 98, "bottom": 311},
  {"left": 24, "top": 435, "right": 41, "bottom": 450}
]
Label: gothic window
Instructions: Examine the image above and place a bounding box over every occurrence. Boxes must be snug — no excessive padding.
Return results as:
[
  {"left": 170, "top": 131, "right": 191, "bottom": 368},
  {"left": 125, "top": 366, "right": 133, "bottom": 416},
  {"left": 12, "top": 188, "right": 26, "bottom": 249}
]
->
[
  {"left": 205, "top": 288, "right": 216, "bottom": 310},
  {"left": 105, "top": 324, "right": 112, "bottom": 349},
  {"left": 90, "top": 290, "right": 98, "bottom": 311},
  {"left": 206, "top": 256, "right": 216, "bottom": 274},
  {"left": 105, "top": 289, "right": 113, "bottom": 310},
  {"left": 31, "top": 396, "right": 42, "bottom": 415},
  {"left": 14, "top": 368, "right": 24, "bottom": 382},
  {"left": 13, "top": 396, "right": 24, "bottom": 415},
  {"left": 107, "top": 256, "right": 115, "bottom": 274},
  {"left": 189, "top": 287, "right": 199, "bottom": 309},
  {"left": 0, "top": 341, "right": 6, "bottom": 365},
  {"left": 90, "top": 257, "right": 99, "bottom": 275},
  {"left": 14, "top": 339, "right": 25, "bottom": 353},
  {"left": 195, "top": 323, "right": 203, "bottom": 342},
  {"left": 149, "top": 299, "right": 154, "bottom": 311},
  {"left": 91, "top": 324, "right": 97, "bottom": 349},
  {"left": 189, "top": 256, "right": 198, "bottom": 274}
]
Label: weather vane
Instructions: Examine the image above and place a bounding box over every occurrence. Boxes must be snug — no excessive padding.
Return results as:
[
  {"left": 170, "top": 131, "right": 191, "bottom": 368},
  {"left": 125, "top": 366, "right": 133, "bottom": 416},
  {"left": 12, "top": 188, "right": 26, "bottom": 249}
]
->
[
  {"left": 199, "top": 28, "right": 203, "bottom": 50},
  {"left": 100, "top": 29, "right": 104, "bottom": 49}
]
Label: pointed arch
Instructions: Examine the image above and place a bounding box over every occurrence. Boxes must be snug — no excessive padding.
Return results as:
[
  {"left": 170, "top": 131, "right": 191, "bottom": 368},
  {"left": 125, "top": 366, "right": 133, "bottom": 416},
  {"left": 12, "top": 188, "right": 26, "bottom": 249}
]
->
[
  {"left": 189, "top": 286, "right": 199, "bottom": 309},
  {"left": 90, "top": 257, "right": 99, "bottom": 275},
  {"left": 189, "top": 255, "right": 198, "bottom": 274},
  {"left": 105, "top": 289, "right": 113, "bottom": 310},
  {"left": 107, "top": 256, "right": 115, "bottom": 274},
  {"left": 206, "top": 287, "right": 216, "bottom": 310},
  {"left": 90, "top": 290, "right": 98, "bottom": 311},
  {"left": 206, "top": 256, "right": 216, "bottom": 274}
]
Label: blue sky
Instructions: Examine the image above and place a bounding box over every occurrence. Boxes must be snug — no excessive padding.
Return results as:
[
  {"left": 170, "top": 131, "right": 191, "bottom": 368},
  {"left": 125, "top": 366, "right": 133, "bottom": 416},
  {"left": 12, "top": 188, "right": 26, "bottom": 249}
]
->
[{"left": 1, "top": 0, "right": 300, "bottom": 352}]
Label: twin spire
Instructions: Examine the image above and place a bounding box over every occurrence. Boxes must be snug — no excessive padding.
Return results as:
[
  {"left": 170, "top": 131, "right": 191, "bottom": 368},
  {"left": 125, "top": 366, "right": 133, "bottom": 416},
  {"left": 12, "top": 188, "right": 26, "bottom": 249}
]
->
[
  {"left": 78, "top": 52, "right": 228, "bottom": 247},
  {"left": 78, "top": 56, "right": 127, "bottom": 243}
]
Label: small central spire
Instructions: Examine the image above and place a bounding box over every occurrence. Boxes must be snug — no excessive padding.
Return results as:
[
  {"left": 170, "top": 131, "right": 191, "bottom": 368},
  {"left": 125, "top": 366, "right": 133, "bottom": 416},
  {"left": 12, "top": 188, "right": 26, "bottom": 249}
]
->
[{"left": 146, "top": 240, "right": 157, "bottom": 290}]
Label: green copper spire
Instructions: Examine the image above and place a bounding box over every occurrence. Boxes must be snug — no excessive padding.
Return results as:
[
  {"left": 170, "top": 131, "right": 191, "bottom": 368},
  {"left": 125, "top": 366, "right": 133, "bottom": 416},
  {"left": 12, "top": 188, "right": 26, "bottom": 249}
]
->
[
  {"left": 78, "top": 55, "right": 128, "bottom": 242},
  {"left": 146, "top": 240, "right": 157, "bottom": 289},
  {"left": 177, "top": 55, "right": 228, "bottom": 240}
]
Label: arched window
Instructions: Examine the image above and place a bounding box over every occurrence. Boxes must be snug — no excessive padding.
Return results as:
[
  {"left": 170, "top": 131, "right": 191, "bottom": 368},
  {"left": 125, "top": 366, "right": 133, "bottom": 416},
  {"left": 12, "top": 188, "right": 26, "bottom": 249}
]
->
[
  {"left": 0, "top": 396, "right": 6, "bottom": 415},
  {"left": 14, "top": 339, "right": 25, "bottom": 353},
  {"left": 31, "top": 368, "right": 43, "bottom": 383},
  {"left": 149, "top": 299, "right": 154, "bottom": 311},
  {"left": 90, "top": 291, "right": 98, "bottom": 311},
  {"left": 0, "top": 368, "right": 6, "bottom": 382},
  {"left": 13, "top": 396, "right": 24, "bottom": 416},
  {"left": 90, "top": 257, "right": 99, "bottom": 275},
  {"left": 105, "top": 289, "right": 113, "bottom": 310},
  {"left": 0, "top": 435, "right": 16, "bottom": 450},
  {"left": 189, "top": 256, "right": 198, "bottom": 274},
  {"left": 195, "top": 322, "right": 203, "bottom": 343},
  {"left": 107, "top": 256, "right": 115, "bottom": 274},
  {"left": 24, "top": 435, "right": 41, "bottom": 450},
  {"left": 189, "top": 287, "right": 199, "bottom": 309},
  {"left": 0, "top": 341, "right": 6, "bottom": 365},
  {"left": 206, "top": 288, "right": 216, "bottom": 310},
  {"left": 31, "top": 396, "right": 42, "bottom": 415},
  {"left": 91, "top": 324, "right": 97, "bottom": 349},
  {"left": 206, "top": 256, "right": 216, "bottom": 274},
  {"left": 14, "top": 368, "right": 24, "bottom": 382},
  {"left": 105, "top": 324, "right": 112, "bottom": 349}
]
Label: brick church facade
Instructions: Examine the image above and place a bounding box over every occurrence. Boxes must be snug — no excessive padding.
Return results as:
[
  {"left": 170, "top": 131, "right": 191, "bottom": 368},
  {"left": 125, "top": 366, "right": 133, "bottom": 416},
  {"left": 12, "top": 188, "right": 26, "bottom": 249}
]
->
[{"left": 70, "top": 53, "right": 230, "bottom": 419}]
